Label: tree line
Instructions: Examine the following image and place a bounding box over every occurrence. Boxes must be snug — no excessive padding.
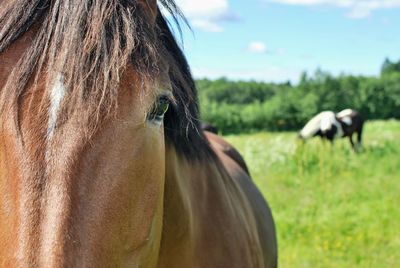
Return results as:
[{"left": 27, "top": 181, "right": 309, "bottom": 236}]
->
[{"left": 197, "top": 58, "right": 400, "bottom": 134}]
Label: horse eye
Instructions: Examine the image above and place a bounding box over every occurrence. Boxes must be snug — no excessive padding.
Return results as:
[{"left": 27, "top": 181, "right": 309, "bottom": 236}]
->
[{"left": 147, "top": 96, "right": 170, "bottom": 123}]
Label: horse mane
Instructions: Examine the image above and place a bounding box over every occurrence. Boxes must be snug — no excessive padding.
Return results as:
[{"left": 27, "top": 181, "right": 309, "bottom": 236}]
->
[{"left": 0, "top": 0, "right": 213, "bottom": 159}]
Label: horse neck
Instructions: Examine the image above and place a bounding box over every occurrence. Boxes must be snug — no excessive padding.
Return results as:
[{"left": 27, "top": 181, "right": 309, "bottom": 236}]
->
[
  {"left": 159, "top": 144, "right": 265, "bottom": 267},
  {"left": 160, "top": 145, "right": 207, "bottom": 263},
  {"left": 301, "top": 117, "right": 321, "bottom": 138}
]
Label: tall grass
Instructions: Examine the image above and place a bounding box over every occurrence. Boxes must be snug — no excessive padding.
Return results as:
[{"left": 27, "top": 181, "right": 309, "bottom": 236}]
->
[{"left": 225, "top": 120, "right": 400, "bottom": 268}]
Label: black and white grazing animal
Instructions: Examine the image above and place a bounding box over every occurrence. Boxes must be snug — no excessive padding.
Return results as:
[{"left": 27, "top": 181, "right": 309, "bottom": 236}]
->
[{"left": 299, "top": 109, "right": 364, "bottom": 150}]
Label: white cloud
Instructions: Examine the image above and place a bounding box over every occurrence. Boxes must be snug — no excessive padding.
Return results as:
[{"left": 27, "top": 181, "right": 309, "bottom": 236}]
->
[
  {"left": 175, "top": 0, "right": 228, "bottom": 17},
  {"left": 247, "top": 42, "right": 269, "bottom": 54},
  {"left": 174, "top": 0, "right": 239, "bottom": 32},
  {"left": 266, "top": 0, "right": 400, "bottom": 18}
]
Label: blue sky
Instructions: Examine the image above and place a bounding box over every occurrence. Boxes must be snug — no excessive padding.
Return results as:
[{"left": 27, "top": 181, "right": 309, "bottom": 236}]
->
[{"left": 171, "top": 0, "right": 400, "bottom": 83}]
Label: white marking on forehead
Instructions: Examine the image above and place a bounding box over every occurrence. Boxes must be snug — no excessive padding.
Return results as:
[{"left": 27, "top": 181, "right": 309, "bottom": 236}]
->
[{"left": 47, "top": 74, "right": 66, "bottom": 139}]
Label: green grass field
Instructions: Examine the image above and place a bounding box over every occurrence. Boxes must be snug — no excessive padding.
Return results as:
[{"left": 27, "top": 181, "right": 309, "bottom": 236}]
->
[{"left": 225, "top": 120, "right": 400, "bottom": 268}]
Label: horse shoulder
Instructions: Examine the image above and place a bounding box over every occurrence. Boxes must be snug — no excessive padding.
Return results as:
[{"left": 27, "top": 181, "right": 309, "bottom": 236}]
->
[
  {"left": 161, "top": 144, "right": 277, "bottom": 268},
  {"left": 209, "top": 137, "right": 278, "bottom": 268}
]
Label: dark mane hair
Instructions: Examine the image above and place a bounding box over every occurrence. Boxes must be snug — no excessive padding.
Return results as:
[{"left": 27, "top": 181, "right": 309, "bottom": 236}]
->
[{"left": 0, "top": 0, "right": 213, "bottom": 159}]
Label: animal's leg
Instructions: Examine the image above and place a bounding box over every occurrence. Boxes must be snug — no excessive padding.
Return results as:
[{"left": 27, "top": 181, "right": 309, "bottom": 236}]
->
[
  {"left": 349, "top": 135, "right": 355, "bottom": 149},
  {"left": 357, "top": 125, "right": 363, "bottom": 145},
  {"left": 355, "top": 122, "right": 364, "bottom": 152}
]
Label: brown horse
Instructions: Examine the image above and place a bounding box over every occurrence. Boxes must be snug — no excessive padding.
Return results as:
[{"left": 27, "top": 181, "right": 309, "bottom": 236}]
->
[{"left": 0, "top": 0, "right": 277, "bottom": 267}]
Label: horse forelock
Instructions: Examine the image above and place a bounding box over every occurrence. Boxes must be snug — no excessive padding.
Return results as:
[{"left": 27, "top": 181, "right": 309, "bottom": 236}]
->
[{"left": 0, "top": 0, "right": 211, "bottom": 159}]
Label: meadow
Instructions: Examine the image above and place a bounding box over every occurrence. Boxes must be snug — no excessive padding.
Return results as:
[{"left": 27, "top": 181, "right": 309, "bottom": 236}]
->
[{"left": 225, "top": 120, "right": 400, "bottom": 268}]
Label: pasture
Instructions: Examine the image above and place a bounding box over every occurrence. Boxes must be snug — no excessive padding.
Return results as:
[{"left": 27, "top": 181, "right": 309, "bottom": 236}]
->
[{"left": 225, "top": 120, "right": 400, "bottom": 268}]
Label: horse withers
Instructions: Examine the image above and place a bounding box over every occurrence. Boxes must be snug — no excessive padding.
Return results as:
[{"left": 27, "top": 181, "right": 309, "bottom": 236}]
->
[
  {"left": 204, "top": 131, "right": 250, "bottom": 175},
  {"left": 299, "top": 109, "right": 364, "bottom": 151},
  {"left": 0, "top": 0, "right": 277, "bottom": 267}
]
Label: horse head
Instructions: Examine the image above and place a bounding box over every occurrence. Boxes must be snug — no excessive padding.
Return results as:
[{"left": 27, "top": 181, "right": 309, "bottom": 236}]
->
[
  {"left": 0, "top": 1, "right": 277, "bottom": 267},
  {"left": 0, "top": 0, "right": 206, "bottom": 266}
]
